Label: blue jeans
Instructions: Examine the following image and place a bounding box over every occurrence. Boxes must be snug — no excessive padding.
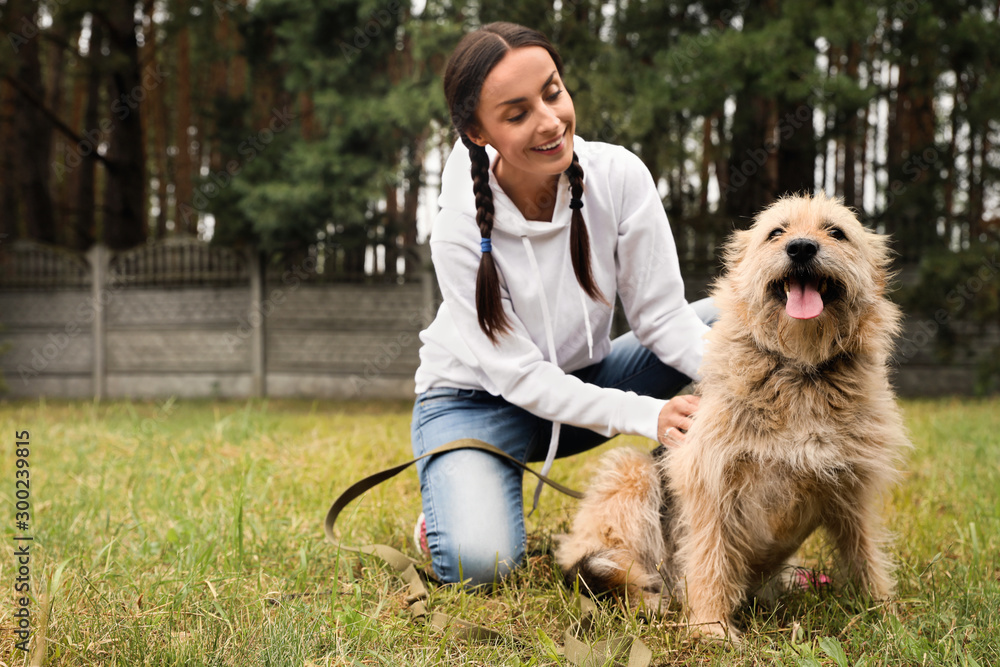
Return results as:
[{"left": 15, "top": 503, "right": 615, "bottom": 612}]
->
[{"left": 410, "top": 299, "right": 717, "bottom": 587}]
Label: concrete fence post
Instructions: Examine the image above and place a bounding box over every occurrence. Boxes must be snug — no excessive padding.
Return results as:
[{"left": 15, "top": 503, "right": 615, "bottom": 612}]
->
[
  {"left": 87, "top": 243, "right": 109, "bottom": 401},
  {"left": 248, "top": 246, "right": 266, "bottom": 397}
]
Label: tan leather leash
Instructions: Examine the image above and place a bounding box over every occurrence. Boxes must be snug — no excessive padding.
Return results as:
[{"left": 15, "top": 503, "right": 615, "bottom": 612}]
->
[
  {"left": 564, "top": 596, "right": 653, "bottom": 667},
  {"left": 324, "top": 438, "right": 584, "bottom": 537},
  {"left": 324, "top": 437, "right": 652, "bottom": 665}
]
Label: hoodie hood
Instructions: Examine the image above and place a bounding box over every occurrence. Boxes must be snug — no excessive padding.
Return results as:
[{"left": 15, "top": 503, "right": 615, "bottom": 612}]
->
[{"left": 437, "top": 138, "right": 588, "bottom": 238}]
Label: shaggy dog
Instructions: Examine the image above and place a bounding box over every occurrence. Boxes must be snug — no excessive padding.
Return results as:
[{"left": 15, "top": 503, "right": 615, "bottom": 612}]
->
[{"left": 555, "top": 193, "right": 910, "bottom": 641}]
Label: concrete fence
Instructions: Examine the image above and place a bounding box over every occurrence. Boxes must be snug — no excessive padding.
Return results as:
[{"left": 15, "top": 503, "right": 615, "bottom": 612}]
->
[
  {"left": 0, "top": 239, "right": 437, "bottom": 400},
  {"left": 0, "top": 238, "right": 993, "bottom": 400}
]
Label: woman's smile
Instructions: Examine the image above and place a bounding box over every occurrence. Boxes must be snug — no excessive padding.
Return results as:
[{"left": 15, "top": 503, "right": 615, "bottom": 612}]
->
[{"left": 531, "top": 132, "right": 567, "bottom": 154}]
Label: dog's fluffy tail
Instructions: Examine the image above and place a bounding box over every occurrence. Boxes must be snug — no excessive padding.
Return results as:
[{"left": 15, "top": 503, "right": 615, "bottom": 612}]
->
[
  {"left": 562, "top": 548, "right": 663, "bottom": 599},
  {"left": 555, "top": 447, "right": 670, "bottom": 606}
]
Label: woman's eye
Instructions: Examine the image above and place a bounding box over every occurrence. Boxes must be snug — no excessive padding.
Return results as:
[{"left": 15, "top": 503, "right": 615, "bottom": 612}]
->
[
  {"left": 506, "top": 112, "right": 526, "bottom": 123},
  {"left": 547, "top": 89, "right": 563, "bottom": 101},
  {"left": 768, "top": 228, "right": 784, "bottom": 239}
]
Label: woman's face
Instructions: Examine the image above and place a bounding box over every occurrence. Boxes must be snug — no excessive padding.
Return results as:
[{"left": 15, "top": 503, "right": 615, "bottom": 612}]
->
[{"left": 466, "top": 46, "right": 576, "bottom": 186}]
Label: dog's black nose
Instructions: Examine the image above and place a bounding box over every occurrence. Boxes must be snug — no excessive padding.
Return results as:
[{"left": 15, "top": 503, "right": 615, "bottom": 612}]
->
[{"left": 786, "top": 238, "right": 818, "bottom": 263}]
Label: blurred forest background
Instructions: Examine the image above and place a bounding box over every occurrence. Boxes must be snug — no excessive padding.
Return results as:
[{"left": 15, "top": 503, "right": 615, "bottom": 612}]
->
[{"left": 0, "top": 0, "right": 998, "bottom": 290}]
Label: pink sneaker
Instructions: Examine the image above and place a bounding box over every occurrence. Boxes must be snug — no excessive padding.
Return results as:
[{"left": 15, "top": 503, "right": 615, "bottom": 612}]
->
[
  {"left": 795, "top": 568, "right": 832, "bottom": 589},
  {"left": 413, "top": 512, "right": 430, "bottom": 557}
]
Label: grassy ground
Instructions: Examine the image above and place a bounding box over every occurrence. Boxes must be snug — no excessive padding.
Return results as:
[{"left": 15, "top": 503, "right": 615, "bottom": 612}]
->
[{"left": 0, "top": 397, "right": 997, "bottom": 666}]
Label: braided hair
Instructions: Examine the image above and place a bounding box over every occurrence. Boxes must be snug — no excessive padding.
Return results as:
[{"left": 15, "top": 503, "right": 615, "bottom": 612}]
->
[
  {"left": 565, "top": 150, "right": 603, "bottom": 302},
  {"left": 444, "top": 22, "right": 605, "bottom": 344}
]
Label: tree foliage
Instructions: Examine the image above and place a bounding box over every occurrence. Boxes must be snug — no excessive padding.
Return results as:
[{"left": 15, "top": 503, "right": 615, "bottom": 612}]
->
[{"left": 0, "top": 0, "right": 998, "bottom": 266}]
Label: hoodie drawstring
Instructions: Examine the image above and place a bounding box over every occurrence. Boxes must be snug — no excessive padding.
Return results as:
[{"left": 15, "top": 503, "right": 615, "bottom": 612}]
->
[
  {"left": 577, "top": 286, "right": 594, "bottom": 361},
  {"left": 521, "top": 236, "right": 562, "bottom": 514}
]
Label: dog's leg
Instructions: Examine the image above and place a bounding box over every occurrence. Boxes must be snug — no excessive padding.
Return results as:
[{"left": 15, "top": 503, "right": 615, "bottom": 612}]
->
[
  {"left": 826, "top": 499, "right": 894, "bottom": 600},
  {"left": 676, "top": 496, "right": 748, "bottom": 642}
]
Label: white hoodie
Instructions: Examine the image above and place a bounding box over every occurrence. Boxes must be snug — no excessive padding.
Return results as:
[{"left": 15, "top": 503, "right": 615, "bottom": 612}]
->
[{"left": 414, "top": 136, "right": 709, "bottom": 444}]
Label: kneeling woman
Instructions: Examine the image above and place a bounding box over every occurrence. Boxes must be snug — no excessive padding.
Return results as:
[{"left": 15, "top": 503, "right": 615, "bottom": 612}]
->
[{"left": 412, "top": 21, "right": 715, "bottom": 587}]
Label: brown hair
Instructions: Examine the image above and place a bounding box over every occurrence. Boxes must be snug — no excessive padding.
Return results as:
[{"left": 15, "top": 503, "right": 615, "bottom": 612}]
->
[{"left": 443, "top": 22, "right": 605, "bottom": 344}]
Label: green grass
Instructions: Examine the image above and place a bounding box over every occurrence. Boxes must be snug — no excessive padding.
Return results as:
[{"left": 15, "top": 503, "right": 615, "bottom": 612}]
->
[{"left": 0, "top": 397, "right": 997, "bottom": 666}]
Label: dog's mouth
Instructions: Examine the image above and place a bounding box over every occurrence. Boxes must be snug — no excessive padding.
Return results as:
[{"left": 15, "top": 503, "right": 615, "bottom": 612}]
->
[{"left": 770, "top": 270, "right": 842, "bottom": 320}]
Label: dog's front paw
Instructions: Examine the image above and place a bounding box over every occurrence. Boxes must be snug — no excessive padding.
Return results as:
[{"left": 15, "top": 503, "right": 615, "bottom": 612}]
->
[
  {"left": 637, "top": 588, "right": 681, "bottom": 618},
  {"left": 686, "top": 613, "right": 742, "bottom": 646}
]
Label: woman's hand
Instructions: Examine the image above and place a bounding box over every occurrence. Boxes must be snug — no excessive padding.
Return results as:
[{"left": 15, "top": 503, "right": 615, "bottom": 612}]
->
[{"left": 657, "top": 394, "right": 700, "bottom": 447}]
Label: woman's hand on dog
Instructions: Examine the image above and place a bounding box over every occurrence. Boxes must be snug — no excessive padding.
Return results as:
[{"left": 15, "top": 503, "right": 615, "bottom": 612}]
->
[{"left": 658, "top": 395, "right": 699, "bottom": 446}]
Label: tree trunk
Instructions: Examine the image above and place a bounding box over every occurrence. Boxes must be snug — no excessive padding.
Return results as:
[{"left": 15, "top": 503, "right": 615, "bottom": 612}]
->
[
  {"left": 61, "top": 70, "right": 86, "bottom": 250},
  {"left": 859, "top": 39, "right": 880, "bottom": 217},
  {"left": 174, "top": 0, "right": 196, "bottom": 235},
  {"left": 228, "top": 1, "right": 248, "bottom": 100},
  {"left": 402, "top": 130, "right": 427, "bottom": 249},
  {"left": 943, "top": 72, "right": 959, "bottom": 236},
  {"left": 842, "top": 41, "right": 860, "bottom": 209},
  {"left": 384, "top": 172, "right": 399, "bottom": 277},
  {"left": 859, "top": 100, "right": 870, "bottom": 216},
  {"left": 209, "top": 12, "right": 230, "bottom": 175},
  {"left": 699, "top": 115, "right": 712, "bottom": 216},
  {"left": 100, "top": 5, "right": 147, "bottom": 250},
  {"left": 141, "top": 4, "right": 170, "bottom": 241},
  {"left": 10, "top": 0, "right": 56, "bottom": 244},
  {"left": 713, "top": 114, "right": 729, "bottom": 210},
  {"left": 73, "top": 19, "right": 102, "bottom": 251},
  {"left": 0, "top": 79, "right": 18, "bottom": 240},
  {"left": 885, "top": 61, "right": 904, "bottom": 237},
  {"left": 969, "top": 127, "right": 984, "bottom": 237},
  {"left": 725, "top": 91, "right": 774, "bottom": 220},
  {"left": 977, "top": 131, "right": 990, "bottom": 237},
  {"left": 44, "top": 19, "right": 70, "bottom": 244},
  {"left": 887, "top": 11, "right": 938, "bottom": 253}
]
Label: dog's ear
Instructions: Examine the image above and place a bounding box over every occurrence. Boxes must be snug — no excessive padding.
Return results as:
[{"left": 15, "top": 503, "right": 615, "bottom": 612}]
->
[
  {"left": 721, "top": 229, "right": 752, "bottom": 271},
  {"left": 867, "top": 227, "right": 894, "bottom": 268},
  {"left": 865, "top": 227, "right": 896, "bottom": 294}
]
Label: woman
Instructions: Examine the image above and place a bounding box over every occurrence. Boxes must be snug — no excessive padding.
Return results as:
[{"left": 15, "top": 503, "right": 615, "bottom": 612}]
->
[{"left": 411, "top": 21, "right": 715, "bottom": 587}]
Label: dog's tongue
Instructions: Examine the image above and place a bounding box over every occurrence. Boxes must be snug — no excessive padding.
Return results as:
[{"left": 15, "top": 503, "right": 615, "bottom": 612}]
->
[{"left": 786, "top": 278, "right": 824, "bottom": 319}]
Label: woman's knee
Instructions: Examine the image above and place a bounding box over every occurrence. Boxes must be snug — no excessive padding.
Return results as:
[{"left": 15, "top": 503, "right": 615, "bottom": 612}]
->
[
  {"left": 418, "top": 449, "right": 527, "bottom": 586},
  {"left": 433, "top": 536, "right": 523, "bottom": 587}
]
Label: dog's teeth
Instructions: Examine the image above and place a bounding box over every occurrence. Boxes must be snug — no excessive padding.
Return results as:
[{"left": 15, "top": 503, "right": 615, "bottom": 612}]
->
[{"left": 784, "top": 281, "right": 790, "bottom": 294}]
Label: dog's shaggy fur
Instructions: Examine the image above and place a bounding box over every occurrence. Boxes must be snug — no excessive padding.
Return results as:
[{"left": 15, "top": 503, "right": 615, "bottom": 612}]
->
[{"left": 555, "top": 194, "right": 910, "bottom": 641}]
